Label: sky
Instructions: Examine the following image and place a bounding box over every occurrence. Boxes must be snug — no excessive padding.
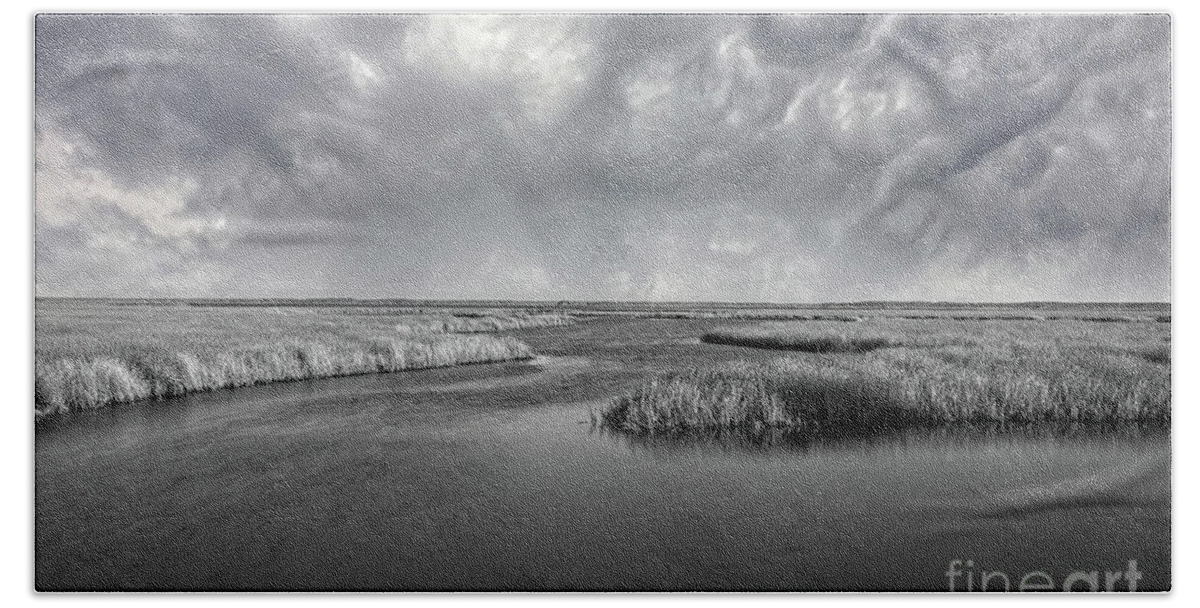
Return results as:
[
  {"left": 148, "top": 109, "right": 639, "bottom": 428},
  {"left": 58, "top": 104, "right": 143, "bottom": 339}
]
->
[{"left": 34, "top": 13, "right": 1171, "bottom": 302}]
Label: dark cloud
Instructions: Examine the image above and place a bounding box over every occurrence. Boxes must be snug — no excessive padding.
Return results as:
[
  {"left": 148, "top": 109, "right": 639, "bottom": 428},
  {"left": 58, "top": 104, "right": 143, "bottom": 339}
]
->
[{"left": 35, "top": 13, "right": 1171, "bottom": 301}]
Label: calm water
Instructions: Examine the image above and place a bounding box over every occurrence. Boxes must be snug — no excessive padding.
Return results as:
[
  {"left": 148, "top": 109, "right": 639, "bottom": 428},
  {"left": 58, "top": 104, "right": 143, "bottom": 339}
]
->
[{"left": 35, "top": 319, "right": 1170, "bottom": 591}]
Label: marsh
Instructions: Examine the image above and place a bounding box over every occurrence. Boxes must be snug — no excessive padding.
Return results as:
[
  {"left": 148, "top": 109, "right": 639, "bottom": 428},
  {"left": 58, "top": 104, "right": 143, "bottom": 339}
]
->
[{"left": 35, "top": 301, "right": 1170, "bottom": 591}]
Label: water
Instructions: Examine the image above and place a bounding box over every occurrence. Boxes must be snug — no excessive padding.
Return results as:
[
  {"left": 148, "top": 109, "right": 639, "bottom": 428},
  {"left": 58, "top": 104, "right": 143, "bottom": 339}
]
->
[{"left": 35, "top": 319, "right": 1170, "bottom": 591}]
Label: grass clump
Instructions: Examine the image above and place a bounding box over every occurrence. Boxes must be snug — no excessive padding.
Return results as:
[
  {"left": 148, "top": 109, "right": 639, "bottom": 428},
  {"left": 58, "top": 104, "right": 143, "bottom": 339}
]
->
[
  {"left": 1139, "top": 343, "right": 1171, "bottom": 365},
  {"left": 393, "top": 313, "right": 574, "bottom": 335},
  {"left": 598, "top": 365, "right": 787, "bottom": 433},
  {"left": 602, "top": 320, "right": 1171, "bottom": 434},
  {"left": 702, "top": 324, "right": 903, "bottom": 353}
]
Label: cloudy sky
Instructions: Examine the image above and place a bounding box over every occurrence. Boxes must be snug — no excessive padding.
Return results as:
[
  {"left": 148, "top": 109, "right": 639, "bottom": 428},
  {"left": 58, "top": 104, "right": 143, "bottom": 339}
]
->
[{"left": 35, "top": 13, "right": 1170, "bottom": 302}]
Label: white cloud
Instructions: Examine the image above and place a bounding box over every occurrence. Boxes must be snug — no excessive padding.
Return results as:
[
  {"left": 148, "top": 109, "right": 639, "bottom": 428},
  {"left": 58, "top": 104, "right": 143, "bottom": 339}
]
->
[
  {"left": 346, "top": 51, "right": 381, "bottom": 91},
  {"left": 401, "top": 15, "right": 591, "bottom": 123},
  {"left": 36, "top": 124, "right": 225, "bottom": 244}
]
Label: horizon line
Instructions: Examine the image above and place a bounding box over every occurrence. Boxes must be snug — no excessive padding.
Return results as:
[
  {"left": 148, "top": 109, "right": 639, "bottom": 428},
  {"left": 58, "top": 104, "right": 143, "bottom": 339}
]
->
[{"left": 32, "top": 296, "right": 1173, "bottom": 306}]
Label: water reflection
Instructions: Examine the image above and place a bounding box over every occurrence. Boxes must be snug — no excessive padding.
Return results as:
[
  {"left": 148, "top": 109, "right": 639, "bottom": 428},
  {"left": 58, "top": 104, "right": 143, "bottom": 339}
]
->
[{"left": 593, "top": 421, "right": 1169, "bottom": 457}]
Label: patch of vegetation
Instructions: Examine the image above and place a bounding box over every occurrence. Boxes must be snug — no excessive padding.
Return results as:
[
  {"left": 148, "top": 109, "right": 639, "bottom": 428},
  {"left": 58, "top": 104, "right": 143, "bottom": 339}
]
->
[
  {"left": 36, "top": 336, "right": 534, "bottom": 417},
  {"left": 35, "top": 301, "right": 558, "bottom": 418},
  {"left": 950, "top": 314, "right": 1045, "bottom": 321},
  {"left": 394, "top": 313, "right": 574, "bottom": 335},
  {"left": 1140, "top": 343, "right": 1171, "bottom": 365},
  {"left": 702, "top": 328, "right": 901, "bottom": 353},
  {"left": 601, "top": 319, "right": 1171, "bottom": 434},
  {"left": 576, "top": 310, "right": 863, "bottom": 321}
]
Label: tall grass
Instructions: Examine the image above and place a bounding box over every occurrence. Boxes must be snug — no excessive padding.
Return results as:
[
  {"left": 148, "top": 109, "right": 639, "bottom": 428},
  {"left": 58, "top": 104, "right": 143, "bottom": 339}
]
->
[
  {"left": 598, "top": 365, "right": 787, "bottom": 432},
  {"left": 393, "top": 313, "right": 574, "bottom": 335},
  {"left": 574, "top": 306, "right": 1166, "bottom": 323},
  {"left": 577, "top": 310, "right": 864, "bottom": 321},
  {"left": 702, "top": 327, "right": 903, "bottom": 353},
  {"left": 1139, "top": 343, "right": 1171, "bottom": 365},
  {"left": 35, "top": 335, "right": 534, "bottom": 417},
  {"left": 602, "top": 320, "right": 1171, "bottom": 433},
  {"left": 34, "top": 301, "right": 557, "bottom": 418}
]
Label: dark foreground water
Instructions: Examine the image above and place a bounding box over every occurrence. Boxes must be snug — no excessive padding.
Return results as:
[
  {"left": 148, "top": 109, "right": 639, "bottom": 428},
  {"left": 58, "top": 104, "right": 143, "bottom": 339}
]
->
[{"left": 35, "top": 319, "right": 1170, "bottom": 591}]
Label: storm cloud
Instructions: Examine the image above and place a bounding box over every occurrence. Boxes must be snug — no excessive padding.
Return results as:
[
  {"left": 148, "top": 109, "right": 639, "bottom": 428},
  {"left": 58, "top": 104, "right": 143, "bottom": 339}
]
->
[{"left": 34, "top": 13, "right": 1171, "bottom": 301}]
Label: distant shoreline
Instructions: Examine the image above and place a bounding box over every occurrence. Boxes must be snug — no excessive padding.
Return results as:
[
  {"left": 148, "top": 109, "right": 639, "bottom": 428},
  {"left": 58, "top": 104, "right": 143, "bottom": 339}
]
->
[{"left": 32, "top": 297, "right": 1172, "bottom": 311}]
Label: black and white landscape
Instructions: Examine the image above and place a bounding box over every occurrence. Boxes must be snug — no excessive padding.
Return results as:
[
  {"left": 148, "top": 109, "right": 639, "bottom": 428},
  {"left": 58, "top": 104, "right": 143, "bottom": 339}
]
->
[{"left": 34, "top": 13, "right": 1170, "bottom": 592}]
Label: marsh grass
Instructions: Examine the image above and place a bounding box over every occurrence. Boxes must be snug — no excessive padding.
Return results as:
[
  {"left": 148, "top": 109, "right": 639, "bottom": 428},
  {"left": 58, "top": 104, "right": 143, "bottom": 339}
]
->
[
  {"left": 35, "top": 301, "right": 558, "bottom": 417},
  {"left": 1140, "top": 343, "right": 1171, "bottom": 365},
  {"left": 393, "top": 313, "right": 573, "bottom": 335},
  {"left": 597, "top": 365, "right": 787, "bottom": 432},
  {"left": 570, "top": 303, "right": 1166, "bottom": 324},
  {"left": 702, "top": 327, "right": 903, "bottom": 353},
  {"left": 602, "top": 319, "right": 1171, "bottom": 433},
  {"left": 579, "top": 310, "right": 864, "bottom": 321}
]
